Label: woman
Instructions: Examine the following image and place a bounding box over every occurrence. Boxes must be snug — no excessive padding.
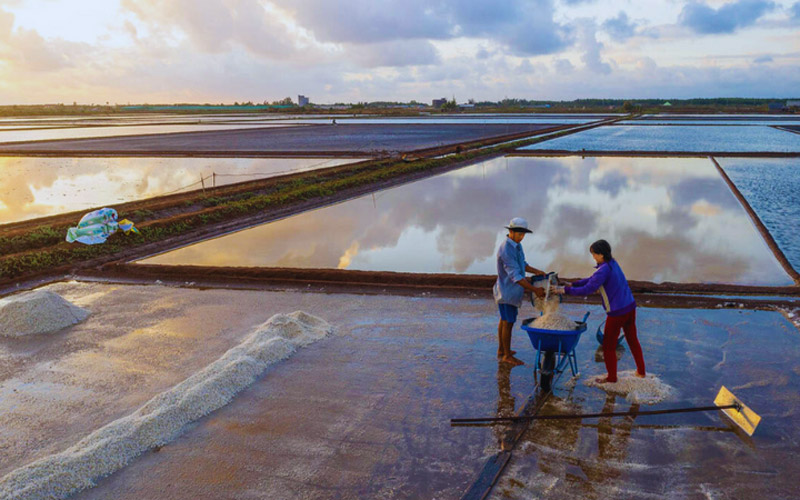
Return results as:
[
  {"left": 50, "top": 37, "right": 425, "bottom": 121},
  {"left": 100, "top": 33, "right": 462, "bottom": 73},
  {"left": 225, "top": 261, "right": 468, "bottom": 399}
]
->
[{"left": 553, "top": 240, "right": 645, "bottom": 383}]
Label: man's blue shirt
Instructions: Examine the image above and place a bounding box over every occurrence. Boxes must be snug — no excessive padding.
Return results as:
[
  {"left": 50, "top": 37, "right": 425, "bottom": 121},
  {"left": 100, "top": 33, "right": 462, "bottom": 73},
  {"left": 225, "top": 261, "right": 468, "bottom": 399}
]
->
[{"left": 493, "top": 237, "right": 528, "bottom": 307}]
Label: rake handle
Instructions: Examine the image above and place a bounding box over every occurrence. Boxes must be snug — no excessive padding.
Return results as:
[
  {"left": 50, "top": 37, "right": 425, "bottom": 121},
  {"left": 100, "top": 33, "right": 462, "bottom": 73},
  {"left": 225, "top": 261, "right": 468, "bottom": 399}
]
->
[{"left": 451, "top": 403, "right": 741, "bottom": 424}]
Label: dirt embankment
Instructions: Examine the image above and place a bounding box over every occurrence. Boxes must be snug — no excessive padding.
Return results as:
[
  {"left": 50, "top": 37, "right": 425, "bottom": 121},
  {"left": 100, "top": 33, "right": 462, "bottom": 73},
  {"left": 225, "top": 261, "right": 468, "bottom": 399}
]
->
[{"left": 77, "top": 264, "right": 800, "bottom": 311}]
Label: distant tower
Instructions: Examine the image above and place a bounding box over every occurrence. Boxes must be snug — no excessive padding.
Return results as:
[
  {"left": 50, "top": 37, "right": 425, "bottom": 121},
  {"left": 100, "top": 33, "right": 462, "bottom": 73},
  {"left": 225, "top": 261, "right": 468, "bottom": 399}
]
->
[{"left": 298, "top": 95, "right": 309, "bottom": 107}]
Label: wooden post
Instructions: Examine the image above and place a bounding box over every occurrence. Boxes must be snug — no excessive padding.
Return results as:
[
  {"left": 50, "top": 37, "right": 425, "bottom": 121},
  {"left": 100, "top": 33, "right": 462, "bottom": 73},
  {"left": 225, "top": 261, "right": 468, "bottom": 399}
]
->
[
  {"left": 213, "top": 172, "right": 216, "bottom": 187},
  {"left": 201, "top": 175, "right": 205, "bottom": 194}
]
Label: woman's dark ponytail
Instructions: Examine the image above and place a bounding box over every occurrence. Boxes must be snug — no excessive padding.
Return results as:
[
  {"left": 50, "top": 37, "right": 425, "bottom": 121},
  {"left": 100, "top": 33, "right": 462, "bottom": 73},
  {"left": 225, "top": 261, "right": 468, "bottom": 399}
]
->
[{"left": 590, "top": 239, "right": 614, "bottom": 263}]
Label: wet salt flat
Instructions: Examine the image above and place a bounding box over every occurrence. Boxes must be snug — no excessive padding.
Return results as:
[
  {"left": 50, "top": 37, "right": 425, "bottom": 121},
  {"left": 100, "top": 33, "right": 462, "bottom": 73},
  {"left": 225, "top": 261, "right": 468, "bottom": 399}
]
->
[
  {"left": 0, "top": 283, "right": 528, "bottom": 499},
  {"left": 491, "top": 306, "right": 800, "bottom": 500},
  {"left": 245, "top": 117, "right": 604, "bottom": 125},
  {"left": 141, "top": 156, "right": 792, "bottom": 286},
  {"left": 2, "top": 282, "right": 797, "bottom": 499},
  {"left": 0, "top": 157, "right": 360, "bottom": 224},
  {"left": 0, "top": 122, "right": 297, "bottom": 144},
  {"left": 718, "top": 158, "right": 800, "bottom": 273},
  {"left": 0, "top": 123, "right": 556, "bottom": 155},
  {"left": 521, "top": 125, "right": 800, "bottom": 152}
]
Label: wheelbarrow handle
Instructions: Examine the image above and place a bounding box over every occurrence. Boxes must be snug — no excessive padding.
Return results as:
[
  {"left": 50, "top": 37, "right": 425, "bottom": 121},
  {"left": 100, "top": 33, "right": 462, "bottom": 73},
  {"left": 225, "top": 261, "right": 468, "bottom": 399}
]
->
[{"left": 581, "top": 311, "right": 590, "bottom": 323}]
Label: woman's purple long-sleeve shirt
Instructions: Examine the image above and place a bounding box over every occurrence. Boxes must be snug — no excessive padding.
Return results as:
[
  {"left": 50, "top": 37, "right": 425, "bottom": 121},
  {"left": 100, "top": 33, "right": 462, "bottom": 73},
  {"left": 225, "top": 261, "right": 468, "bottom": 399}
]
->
[{"left": 565, "top": 260, "right": 636, "bottom": 316}]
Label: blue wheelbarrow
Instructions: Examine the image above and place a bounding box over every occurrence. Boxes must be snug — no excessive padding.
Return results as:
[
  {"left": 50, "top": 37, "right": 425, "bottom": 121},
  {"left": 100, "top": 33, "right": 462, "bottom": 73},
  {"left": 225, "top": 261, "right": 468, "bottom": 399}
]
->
[{"left": 521, "top": 312, "right": 589, "bottom": 390}]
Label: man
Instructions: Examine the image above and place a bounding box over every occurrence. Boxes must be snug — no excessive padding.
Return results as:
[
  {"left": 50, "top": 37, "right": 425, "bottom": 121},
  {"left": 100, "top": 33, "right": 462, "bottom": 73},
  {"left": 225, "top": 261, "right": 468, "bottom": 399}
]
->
[{"left": 493, "top": 217, "right": 546, "bottom": 366}]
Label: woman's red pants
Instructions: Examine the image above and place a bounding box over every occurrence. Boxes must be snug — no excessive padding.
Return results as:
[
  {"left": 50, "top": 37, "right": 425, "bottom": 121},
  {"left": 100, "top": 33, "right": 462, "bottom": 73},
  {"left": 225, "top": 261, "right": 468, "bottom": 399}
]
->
[{"left": 603, "top": 308, "right": 645, "bottom": 382}]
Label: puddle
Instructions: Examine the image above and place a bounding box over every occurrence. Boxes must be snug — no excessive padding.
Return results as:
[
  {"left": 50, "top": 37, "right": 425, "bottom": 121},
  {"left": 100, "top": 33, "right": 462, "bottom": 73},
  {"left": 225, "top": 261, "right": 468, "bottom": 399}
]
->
[
  {"left": 717, "top": 158, "right": 800, "bottom": 273},
  {"left": 0, "top": 157, "right": 362, "bottom": 224},
  {"left": 140, "top": 155, "right": 793, "bottom": 286},
  {"left": 521, "top": 125, "right": 800, "bottom": 152}
]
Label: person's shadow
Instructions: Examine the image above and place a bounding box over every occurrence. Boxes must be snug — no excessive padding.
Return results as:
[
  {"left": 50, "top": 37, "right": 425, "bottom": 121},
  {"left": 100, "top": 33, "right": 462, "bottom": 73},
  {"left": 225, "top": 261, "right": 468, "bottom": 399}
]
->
[
  {"left": 494, "top": 363, "right": 516, "bottom": 447},
  {"left": 597, "top": 394, "right": 639, "bottom": 463}
]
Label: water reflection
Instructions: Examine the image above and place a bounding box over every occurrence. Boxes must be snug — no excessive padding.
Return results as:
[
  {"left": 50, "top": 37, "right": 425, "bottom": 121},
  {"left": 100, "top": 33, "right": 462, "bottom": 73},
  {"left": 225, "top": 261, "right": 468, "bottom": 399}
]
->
[
  {"left": 141, "top": 156, "right": 792, "bottom": 286},
  {"left": 494, "top": 364, "right": 516, "bottom": 449},
  {"left": 0, "top": 123, "right": 290, "bottom": 144},
  {"left": 0, "top": 157, "right": 360, "bottom": 224},
  {"left": 718, "top": 158, "right": 800, "bottom": 273},
  {"left": 521, "top": 125, "right": 800, "bottom": 152}
]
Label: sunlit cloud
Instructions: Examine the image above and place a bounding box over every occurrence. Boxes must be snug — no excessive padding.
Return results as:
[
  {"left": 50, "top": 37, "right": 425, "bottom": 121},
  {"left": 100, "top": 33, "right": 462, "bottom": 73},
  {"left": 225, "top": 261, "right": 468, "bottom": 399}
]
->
[{"left": 0, "top": 0, "right": 797, "bottom": 104}]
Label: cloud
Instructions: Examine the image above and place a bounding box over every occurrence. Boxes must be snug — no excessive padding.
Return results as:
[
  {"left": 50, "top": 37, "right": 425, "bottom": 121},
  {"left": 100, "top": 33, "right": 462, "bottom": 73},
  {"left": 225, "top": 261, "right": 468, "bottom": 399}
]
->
[
  {"left": 578, "top": 21, "right": 611, "bottom": 74},
  {"left": 679, "top": 0, "right": 776, "bottom": 34},
  {"left": 754, "top": 54, "right": 773, "bottom": 63},
  {"left": 275, "top": 0, "right": 572, "bottom": 56},
  {"left": 553, "top": 58, "right": 574, "bottom": 73},
  {"left": 351, "top": 39, "right": 440, "bottom": 67},
  {"left": 602, "top": 11, "right": 638, "bottom": 41},
  {"left": 791, "top": 1, "right": 800, "bottom": 21},
  {"left": 0, "top": 7, "right": 12, "bottom": 41},
  {"left": 122, "top": 0, "right": 300, "bottom": 59},
  {"left": 0, "top": 7, "right": 87, "bottom": 72}
]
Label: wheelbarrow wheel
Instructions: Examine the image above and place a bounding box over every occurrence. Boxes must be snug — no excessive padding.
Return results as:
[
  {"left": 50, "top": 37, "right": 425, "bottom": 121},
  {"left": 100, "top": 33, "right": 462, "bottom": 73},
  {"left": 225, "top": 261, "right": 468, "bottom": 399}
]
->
[{"left": 540, "top": 351, "right": 556, "bottom": 392}]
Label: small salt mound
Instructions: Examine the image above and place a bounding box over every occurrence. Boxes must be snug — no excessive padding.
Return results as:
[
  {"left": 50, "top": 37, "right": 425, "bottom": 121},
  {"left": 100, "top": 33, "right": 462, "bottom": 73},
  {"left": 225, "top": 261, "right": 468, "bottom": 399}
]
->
[
  {"left": 584, "top": 370, "right": 675, "bottom": 405},
  {"left": 0, "top": 290, "right": 89, "bottom": 337},
  {"left": 531, "top": 312, "right": 577, "bottom": 331},
  {"left": 531, "top": 296, "right": 577, "bottom": 331},
  {"left": 0, "top": 311, "right": 332, "bottom": 500}
]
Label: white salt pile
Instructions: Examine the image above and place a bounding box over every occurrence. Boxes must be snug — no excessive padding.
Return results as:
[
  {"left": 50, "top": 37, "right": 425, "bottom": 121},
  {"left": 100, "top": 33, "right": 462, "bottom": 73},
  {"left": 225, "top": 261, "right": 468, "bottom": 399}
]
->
[
  {"left": 531, "top": 296, "right": 577, "bottom": 331},
  {"left": 0, "top": 290, "right": 89, "bottom": 337},
  {"left": 0, "top": 311, "right": 332, "bottom": 500},
  {"left": 584, "top": 370, "right": 676, "bottom": 405}
]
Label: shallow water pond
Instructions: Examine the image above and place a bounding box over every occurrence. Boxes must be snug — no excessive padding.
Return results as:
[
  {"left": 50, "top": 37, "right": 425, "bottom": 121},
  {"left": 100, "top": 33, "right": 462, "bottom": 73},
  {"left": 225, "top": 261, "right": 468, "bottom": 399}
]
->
[
  {"left": 0, "top": 123, "right": 294, "bottom": 144},
  {"left": 0, "top": 157, "right": 361, "bottom": 224},
  {"left": 718, "top": 158, "right": 800, "bottom": 273},
  {"left": 140, "top": 156, "right": 792, "bottom": 286},
  {"left": 520, "top": 125, "right": 800, "bottom": 152}
]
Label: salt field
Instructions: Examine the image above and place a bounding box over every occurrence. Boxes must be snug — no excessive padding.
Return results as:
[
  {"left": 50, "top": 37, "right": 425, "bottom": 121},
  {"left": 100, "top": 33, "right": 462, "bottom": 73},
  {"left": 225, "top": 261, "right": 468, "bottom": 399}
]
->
[
  {"left": 0, "top": 123, "right": 558, "bottom": 155},
  {"left": 718, "top": 158, "right": 800, "bottom": 272},
  {"left": 2, "top": 283, "right": 797, "bottom": 499},
  {"left": 239, "top": 116, "right": 606, "bottom": 125},
  {"left": 490, "top": 307, "right": 800, "bottom": 499},
  {"left": 3, "top": 112, "right": 800, "bottom": 500},
  {"left": 140, "top": 155, "right": 793, "bottom": 286},
  {"left": 0, "top": 122, "right": 296, "bottom": 144},
  {"left": 4, "top": 0, "right": 800, "bottom": 496},
  {"left": 520, "top": 125, "right": 800, "bottom": 152},
  {"left": 0, "top": 157, "right": 361, "bottom": 224}
]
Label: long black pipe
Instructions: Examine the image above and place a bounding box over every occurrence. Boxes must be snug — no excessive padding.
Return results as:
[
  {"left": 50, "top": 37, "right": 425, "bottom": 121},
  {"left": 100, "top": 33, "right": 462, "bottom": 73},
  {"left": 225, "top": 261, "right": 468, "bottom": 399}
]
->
[{"left": 451, "top": 402, "right": 741, "bottom": 426}]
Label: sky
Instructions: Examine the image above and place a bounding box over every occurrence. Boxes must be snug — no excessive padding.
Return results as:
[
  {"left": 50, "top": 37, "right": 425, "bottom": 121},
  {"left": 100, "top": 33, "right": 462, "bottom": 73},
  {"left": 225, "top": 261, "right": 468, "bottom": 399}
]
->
[{"left": 0, "top": 0, "right": 798, "bottom": 104}]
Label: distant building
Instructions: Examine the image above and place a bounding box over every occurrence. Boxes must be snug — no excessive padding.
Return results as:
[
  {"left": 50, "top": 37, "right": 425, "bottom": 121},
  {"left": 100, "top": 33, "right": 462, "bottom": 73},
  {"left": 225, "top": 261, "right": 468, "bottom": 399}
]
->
[
  {"left": 787, "top": 100, "right": 800, "bottom": 108},
  {"left": 458, "top": 103, "right": 475, "bottom": 109},
  {"left": 298, "top": 95, "right": 309, "bottom": 107},
  {"left": 432, "top": 98, "right": 447, "bottom": 108},
  {"left": 662, "top": 101, "right": 672, "bottom": 106}
]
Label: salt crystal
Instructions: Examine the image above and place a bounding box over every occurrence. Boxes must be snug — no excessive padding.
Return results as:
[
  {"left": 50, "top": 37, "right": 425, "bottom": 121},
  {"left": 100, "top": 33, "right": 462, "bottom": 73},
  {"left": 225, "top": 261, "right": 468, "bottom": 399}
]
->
[
  {"left": 584, "top": 370, "right": 676, "bottom": 405},
  {"left": 531, "top": 296, "right": 577, "bottom": 331}
]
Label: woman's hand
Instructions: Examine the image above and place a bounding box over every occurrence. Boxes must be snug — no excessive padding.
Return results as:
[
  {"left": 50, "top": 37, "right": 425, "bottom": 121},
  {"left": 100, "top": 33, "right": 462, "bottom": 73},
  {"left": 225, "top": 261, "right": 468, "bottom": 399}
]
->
[{"left": 549, "top": 285, "right": 566, "bottom": 295}]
